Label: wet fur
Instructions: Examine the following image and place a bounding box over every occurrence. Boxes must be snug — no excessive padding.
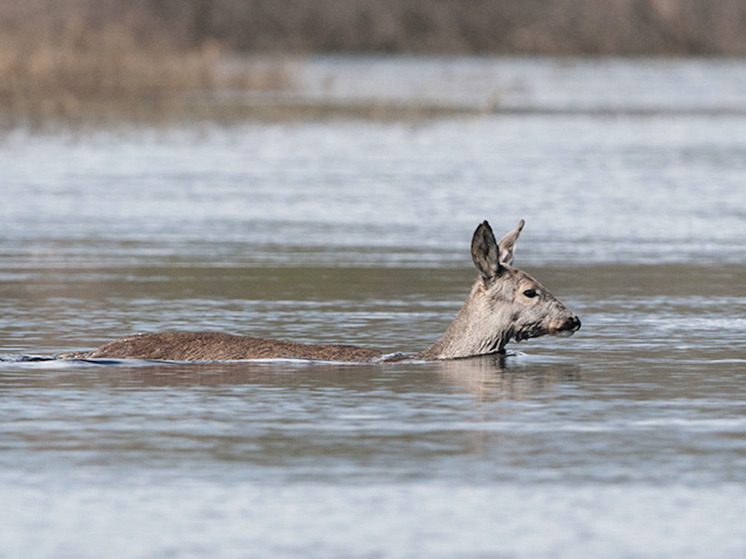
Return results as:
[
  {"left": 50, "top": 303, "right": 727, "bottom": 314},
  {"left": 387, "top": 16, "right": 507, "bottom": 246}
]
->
[{"left": 65, "top": 332, "right": 383, "bottom": 362}]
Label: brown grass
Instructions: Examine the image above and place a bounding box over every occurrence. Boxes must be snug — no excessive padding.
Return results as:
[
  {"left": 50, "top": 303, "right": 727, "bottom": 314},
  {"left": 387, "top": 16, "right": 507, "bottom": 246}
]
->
[
  {"left": 1, "top": 0, "right": 745, "bottom": 127},
  {"left": 0, "top": 1, "right": 294, "bottom": 127}
]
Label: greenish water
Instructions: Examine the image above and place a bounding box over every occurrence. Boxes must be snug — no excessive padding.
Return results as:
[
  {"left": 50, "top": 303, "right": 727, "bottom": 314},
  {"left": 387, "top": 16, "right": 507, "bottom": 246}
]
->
[{"left": 1, "top": 57, "right": 746, "bottom": 558}]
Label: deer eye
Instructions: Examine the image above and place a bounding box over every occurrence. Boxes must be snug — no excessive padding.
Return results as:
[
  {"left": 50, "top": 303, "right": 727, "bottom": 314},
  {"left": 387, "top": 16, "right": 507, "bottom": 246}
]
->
[{"left": 523, "top": 288, "right": 538, "bottom": 298}]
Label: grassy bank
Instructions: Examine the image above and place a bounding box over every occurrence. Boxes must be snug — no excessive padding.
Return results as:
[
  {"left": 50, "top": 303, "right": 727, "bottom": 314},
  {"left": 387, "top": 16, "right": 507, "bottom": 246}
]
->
[
  {"left": 10, "top": 0, "right": 740, "bottom": 56},
  {"left": 1, "top": 0, "right": 745, "bottom": 127},
  {"left": 0, "top": 1, "right": 294, "bottom": 127},
  {"left": 199, "top": 0, "right": 746, "bottom": 56},
  {"left": 0, "top": 42, "right": 293, "bottom": 128}
]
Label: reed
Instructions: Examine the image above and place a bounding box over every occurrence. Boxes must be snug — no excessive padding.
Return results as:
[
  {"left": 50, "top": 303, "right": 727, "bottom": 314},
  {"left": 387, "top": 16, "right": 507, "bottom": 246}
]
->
[
  {"left": 0, "top": 3, "right": 293, "bottom": 127},
  {"left": 2, "top": 0, "right": 744, "bottom": 127}
]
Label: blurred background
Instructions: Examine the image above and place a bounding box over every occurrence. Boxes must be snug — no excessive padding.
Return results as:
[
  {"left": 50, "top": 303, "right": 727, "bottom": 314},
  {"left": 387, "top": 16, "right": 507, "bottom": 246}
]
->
[{"left": 2, "top": 0, "right": 746, "bottom": 124}]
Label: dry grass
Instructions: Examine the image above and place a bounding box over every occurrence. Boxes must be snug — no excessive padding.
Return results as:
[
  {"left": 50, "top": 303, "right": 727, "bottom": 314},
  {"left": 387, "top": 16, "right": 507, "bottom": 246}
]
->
[
  {"left": 0, "top": 3, "right": 294, "bottom": 128},
  {"left": 2, "top": 0, "right": 745, "bottom": 127}
]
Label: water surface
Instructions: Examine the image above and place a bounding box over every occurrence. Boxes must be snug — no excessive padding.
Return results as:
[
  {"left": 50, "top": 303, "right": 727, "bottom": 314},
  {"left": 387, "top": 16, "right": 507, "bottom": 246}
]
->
[{"left": 1, "top": 57, "right": 745, "bottom": 558}]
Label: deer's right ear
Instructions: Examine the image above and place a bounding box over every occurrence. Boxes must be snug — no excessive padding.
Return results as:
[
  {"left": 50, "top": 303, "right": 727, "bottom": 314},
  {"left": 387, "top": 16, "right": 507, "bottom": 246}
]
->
[
  {"left": 497, "top": 219, "right": 525, "bottom": 266},
  {"left": 471, "top": 221, "right": 502, "bottom": 281}
]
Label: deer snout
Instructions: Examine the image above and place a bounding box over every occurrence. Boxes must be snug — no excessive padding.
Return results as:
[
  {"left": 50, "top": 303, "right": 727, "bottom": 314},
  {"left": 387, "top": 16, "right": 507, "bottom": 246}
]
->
[{"left": 549, "top": 313, "right": 581, "bottom": 337}]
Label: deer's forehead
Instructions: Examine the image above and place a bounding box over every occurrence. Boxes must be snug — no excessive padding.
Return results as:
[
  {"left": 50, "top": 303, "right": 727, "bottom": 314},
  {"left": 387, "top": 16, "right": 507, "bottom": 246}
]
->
[
  {"left": 501, "top": 268, "right": 541, "bottom": 288},
  {"left": 479, "top": 268, "right": 542, "bottom": 297}
]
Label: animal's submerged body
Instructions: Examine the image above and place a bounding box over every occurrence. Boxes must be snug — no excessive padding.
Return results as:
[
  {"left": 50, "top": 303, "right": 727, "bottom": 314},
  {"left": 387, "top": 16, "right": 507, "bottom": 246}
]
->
[
  {"left": 70, "top": 332, "right": 385, "bottom": 362},
  {"left": 64, "top": 220, "right": 581, "bottom": 363}
]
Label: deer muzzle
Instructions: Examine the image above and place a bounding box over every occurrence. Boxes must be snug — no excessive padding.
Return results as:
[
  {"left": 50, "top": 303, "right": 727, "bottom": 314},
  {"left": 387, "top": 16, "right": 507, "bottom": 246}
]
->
[{"left": 550, "top": 315, "right": 581, "bottom": 337}]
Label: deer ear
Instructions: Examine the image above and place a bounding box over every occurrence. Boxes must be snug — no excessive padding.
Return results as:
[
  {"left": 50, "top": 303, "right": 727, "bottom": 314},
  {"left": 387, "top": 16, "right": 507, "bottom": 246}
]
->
[
  {"left": 471, "top": 221, "right": 502, "bottom": 280},
  {"left": 497, "top": 219, "right": 525, "bottom": 266}
]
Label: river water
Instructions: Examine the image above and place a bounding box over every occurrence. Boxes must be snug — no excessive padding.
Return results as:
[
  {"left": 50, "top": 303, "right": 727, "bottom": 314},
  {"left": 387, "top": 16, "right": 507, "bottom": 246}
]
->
[{"left": 1, "top": 57, "right": 745, "bottom": 558}]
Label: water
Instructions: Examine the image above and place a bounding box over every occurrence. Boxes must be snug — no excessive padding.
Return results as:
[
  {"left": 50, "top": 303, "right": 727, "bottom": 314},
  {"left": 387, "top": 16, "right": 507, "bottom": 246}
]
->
[{"left": 1, "top": 56, "right": 746, "bottom": 558}]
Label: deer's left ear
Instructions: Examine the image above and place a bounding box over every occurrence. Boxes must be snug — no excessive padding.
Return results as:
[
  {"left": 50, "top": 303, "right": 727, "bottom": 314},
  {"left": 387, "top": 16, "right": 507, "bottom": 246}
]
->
[
  {"left": 471, "top": 221, "right": 503, "bottom": 280},
  {"left": 497, "top": 219, "right": 525, "bottom": 266}
]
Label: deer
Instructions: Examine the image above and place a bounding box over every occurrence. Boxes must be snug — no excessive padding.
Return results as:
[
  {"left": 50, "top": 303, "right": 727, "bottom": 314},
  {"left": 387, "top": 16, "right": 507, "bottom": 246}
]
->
[{"left": 62, "top": 220, "right": 580, "bottom": 363}]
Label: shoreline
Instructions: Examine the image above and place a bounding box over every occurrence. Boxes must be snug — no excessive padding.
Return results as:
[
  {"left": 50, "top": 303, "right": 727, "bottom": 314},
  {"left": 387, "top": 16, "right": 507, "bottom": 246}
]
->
[{"left": 3, "top": 53, "right": 746, "bottom": 130}]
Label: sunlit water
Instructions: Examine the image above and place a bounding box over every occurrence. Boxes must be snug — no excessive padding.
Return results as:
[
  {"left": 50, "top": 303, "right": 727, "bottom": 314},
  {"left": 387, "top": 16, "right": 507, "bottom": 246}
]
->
[{"left": 1, "top": 57, "right": 745, "bottom": 558}]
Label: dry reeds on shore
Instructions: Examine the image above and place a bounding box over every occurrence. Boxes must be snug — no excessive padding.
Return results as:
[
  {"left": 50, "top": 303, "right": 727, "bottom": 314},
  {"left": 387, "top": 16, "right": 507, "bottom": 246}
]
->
[
  {"left": 2, "top": 0, "right": 746, "bottom": 127},
  {"left": 0, "top": 4, "right": 293, "bottom": 127}
]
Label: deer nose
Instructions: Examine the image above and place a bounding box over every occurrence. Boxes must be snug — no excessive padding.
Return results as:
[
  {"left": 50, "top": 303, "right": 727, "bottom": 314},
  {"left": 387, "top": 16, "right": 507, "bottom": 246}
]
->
[{"left": 549, "top": 314, "right": 581, "bottom": 337}]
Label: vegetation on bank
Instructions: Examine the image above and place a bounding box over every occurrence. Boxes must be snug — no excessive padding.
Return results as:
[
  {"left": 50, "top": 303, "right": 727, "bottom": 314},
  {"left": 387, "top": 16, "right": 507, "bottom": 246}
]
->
[
  {"left": 5, "top": 0, "right": 739, "bottom": 56},
  {"left": 0, "top": 1, "right": 294, "bottom": 126},
  {"left": 194, "top": 0, "right": 746, "bottom": 56},
  {"left": 1, "top": 0, "right": 744, "bottom": 126}
]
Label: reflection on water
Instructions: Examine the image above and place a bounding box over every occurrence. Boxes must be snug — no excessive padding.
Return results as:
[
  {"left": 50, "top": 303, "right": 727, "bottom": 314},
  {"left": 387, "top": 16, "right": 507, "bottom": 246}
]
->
[
  {"left": 436, "top": 354, "right": 582, "bottom": 400},
  {"left": 1, "top": 57, "right": 746, "bottom": 558}
]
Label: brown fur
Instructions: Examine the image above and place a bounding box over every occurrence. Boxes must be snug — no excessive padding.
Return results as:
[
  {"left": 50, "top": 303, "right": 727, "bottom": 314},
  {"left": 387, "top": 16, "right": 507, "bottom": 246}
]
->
[{"left": 68, "top": 332, "right": 383, "bottom": 362}]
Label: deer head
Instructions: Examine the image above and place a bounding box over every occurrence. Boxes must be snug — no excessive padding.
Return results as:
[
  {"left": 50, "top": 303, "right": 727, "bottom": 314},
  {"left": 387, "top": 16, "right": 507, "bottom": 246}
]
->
[{"left": 420, "top": 220, "right": 581, "bottom": 359}]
